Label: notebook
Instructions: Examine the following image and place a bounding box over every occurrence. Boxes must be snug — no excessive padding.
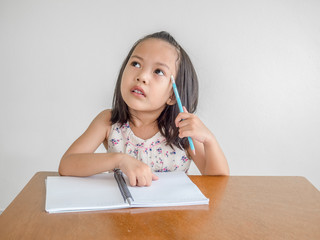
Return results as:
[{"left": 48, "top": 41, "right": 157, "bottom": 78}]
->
[{"left": 45, "top": 171, "right": 209, "bottom": 213}]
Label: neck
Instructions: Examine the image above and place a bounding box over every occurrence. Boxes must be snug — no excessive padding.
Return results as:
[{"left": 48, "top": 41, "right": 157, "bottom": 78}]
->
[
  {"left": 129, "top": 109, "right": 159, "bottom": 128},
  {"left": 128, "top": 109, "right": 163, "bottom": 140}
]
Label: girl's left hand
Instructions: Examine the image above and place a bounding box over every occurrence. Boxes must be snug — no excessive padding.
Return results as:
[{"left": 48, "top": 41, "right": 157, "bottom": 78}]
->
[{"left": 175, "top": 106, "right": 214, "bottom": 145}]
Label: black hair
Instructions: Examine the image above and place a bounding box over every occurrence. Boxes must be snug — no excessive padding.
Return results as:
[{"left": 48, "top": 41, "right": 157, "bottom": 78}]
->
[{"left": 111, "top": 31, "right": 199, "bottom": 150}]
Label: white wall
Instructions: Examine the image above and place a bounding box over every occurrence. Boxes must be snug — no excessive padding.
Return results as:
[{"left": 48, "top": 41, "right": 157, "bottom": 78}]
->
[{"left": 1, "top": 0, "right": 319, "bottom": 210}]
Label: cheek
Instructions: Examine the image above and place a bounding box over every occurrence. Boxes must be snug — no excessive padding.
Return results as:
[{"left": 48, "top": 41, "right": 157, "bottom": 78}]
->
[
  {"left": 120, "top": 82, "right": 128, "bottom": 100},
  {"left": 152, "top": 83, "right": 172, "bottom": 100},
  {"left": 120, "top": 76, "right": 128, "bottom": 96},
  {"left": 121, "top": 65, "right": 132, "bottom": 82},
  {"left": 121, "top": 68, "right": 132, "bottom": 87},
  {"left": 162, "top": 83, "right": 172, "bottom": 95}
]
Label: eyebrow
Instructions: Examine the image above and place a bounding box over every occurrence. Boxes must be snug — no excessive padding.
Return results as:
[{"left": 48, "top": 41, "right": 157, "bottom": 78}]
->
[{"left": 130, "top": 55, "right": 170, "bottom": 70}]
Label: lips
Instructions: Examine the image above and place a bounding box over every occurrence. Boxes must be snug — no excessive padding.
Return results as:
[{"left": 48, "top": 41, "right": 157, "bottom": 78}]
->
[{"left": 131, "top": 86, "right": 146, "bottom": 97}]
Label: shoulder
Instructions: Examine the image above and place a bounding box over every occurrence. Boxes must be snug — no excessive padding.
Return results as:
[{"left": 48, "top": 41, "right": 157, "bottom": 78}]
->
[
  {"left": 94, "top": 109, "right": 112, "bottom": 123},
  {"left": 89, "top": 109, "right": 113, "bottom": 137}
]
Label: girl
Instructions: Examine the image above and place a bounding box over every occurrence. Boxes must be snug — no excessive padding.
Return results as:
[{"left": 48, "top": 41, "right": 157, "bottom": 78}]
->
[{"left": 59, "top": 31, "right": 229, "bottom": 187}]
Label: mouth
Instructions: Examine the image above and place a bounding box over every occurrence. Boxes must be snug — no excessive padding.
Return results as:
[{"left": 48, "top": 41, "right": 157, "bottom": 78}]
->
[{"left": 131, "top": 86, "right": 146, "bottom": 97}]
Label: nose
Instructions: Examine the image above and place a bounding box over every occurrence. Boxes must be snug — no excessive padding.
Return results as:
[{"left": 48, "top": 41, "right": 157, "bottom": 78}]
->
[
  {"left": 136, "top": 71, "right": 149, "bottom": 84},
  {"left": 136, "top": 76, "right": 147, "bottom": 84}
]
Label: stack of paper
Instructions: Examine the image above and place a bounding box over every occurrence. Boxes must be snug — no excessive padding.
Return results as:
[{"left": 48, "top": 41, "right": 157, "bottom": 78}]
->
[{"left": 45, "top": 171, "right": 209, "bottom": 213}]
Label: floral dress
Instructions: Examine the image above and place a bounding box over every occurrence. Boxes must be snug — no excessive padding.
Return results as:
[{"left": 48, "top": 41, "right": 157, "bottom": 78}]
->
[{"left": 107, "top": 122, "right": 191, "bottom": 172}]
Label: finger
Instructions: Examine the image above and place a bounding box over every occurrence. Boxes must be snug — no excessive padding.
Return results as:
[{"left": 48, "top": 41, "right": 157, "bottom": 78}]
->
[
  {"left": 175, "top": 112, "right": 191, "bottom": 127},
  {"left": 145, "top": 175, "right": 152, "bottom": 186},
  {"left": 145, "top": 172, "right": 158, "bottom": 186},
  {"left": 179, "top": 128, "right": 194, "bottom": 138},
  {"left": 177, "top": 118, "right": 192, "bottom": 128},
  {"left": 183, "top": 106, "right": 189, "bottom": 113},
  {"left": 128, "top": 173, "right": 137, "bottom": 187},
  {"left": 152, "top": 173, "right": 159, "bottom": 181},
  {"left": 137, "top": 175, "right": 147, "bottom": 187}
]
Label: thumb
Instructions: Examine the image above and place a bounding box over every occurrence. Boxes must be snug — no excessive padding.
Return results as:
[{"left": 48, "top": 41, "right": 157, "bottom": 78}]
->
[{"left": 152, "top": 173, "right": 159, "bottom": 181}]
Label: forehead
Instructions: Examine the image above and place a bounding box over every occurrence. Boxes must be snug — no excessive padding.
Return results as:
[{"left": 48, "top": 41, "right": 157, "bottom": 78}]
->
[{"left": 132, "top": 38, "right": 179, "bottom": 66}]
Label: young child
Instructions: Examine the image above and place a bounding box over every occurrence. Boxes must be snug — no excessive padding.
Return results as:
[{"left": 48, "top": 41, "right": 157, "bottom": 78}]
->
[{"left": 59, "top": 31, "right": 229, "bottom": 187}]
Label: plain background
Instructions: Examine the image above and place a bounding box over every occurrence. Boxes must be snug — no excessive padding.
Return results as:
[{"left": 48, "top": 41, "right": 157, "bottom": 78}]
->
[{"left": 1, "top": 0, "right": 319, "bottom": 211}]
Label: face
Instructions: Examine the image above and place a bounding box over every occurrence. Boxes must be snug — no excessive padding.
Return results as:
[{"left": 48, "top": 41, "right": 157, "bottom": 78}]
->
[{"left": 121, "top": 38, "right": 178, "bottom": 115}]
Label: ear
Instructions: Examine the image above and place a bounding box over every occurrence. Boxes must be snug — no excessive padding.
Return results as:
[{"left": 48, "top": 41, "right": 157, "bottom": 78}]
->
[{"left": 166, "top": 94, "right": 176, "bottom": 105}]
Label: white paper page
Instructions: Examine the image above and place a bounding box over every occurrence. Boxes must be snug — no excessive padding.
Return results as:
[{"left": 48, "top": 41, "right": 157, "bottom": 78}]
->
[
  {"left": 127, "top": 172, "right": 209, "bottom": 207},
  {"left": 45, "top": 173, "right": 129, "bottom": 213}
]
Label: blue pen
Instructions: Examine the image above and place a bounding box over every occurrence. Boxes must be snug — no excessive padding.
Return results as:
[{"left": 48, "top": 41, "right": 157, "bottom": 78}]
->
[{"left": 171, "top": 75, "right": 196, "bottom": 155}]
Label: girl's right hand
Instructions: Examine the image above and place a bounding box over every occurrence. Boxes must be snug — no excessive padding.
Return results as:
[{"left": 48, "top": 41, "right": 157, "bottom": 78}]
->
[{"left": 118, "top": 154, "right": 159, "bottom": 187}]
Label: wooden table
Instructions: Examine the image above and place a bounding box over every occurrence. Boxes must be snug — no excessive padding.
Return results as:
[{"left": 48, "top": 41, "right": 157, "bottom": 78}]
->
[{"left": 0, "top": 172, "right": 319, "bottom": 240}]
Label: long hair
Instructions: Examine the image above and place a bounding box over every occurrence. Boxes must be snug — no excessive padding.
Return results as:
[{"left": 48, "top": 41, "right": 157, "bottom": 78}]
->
[{"left": 111, "top": 31, "right": 199, "bottom": 150}]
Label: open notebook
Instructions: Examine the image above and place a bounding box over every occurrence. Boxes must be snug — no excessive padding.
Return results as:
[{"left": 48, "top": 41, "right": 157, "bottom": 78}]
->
[{"left": 45, "top": 171, "right": 209, "bottom": 213}]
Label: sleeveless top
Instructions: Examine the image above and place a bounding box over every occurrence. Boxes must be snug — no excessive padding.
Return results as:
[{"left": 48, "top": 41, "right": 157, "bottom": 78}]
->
[{"left": 107, "top": 122, "right": 191, "bottom": 172}]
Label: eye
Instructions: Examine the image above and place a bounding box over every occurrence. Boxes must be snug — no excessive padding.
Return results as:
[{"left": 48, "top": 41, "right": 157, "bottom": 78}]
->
[
  {"left": 154, "top": 69, "right": 164, "bottom": 76},
  {"left": 131, "top": 61, "right": 141, "bottom": 68}
]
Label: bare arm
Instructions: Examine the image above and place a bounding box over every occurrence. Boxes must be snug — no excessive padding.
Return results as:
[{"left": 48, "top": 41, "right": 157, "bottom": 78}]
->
[
  {"left": 175, "top": 107, "right": 229, "bottom": 175},
  {"left": 59, "top": 152, "right": 125, "bottom": 176},
  {"left": 59, "top": 110, "right": 114, "bottom": 176},
  {"left": 189, "top": 134, "right": 229, "bottom": 175},
  {"left": 59, "top": 110, "right": 158, "bottom": 186}
]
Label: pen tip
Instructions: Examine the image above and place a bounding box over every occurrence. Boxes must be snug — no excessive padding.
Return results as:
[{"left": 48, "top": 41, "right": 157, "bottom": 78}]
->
[{"left": 170, "top": 75, "right": 175, "bottom": 84}]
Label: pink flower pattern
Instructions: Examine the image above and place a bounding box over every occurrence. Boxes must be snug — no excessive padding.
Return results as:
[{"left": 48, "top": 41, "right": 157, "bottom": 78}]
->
[{"left": 107, "top": 122, "right": 191, "bottom": 172}]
